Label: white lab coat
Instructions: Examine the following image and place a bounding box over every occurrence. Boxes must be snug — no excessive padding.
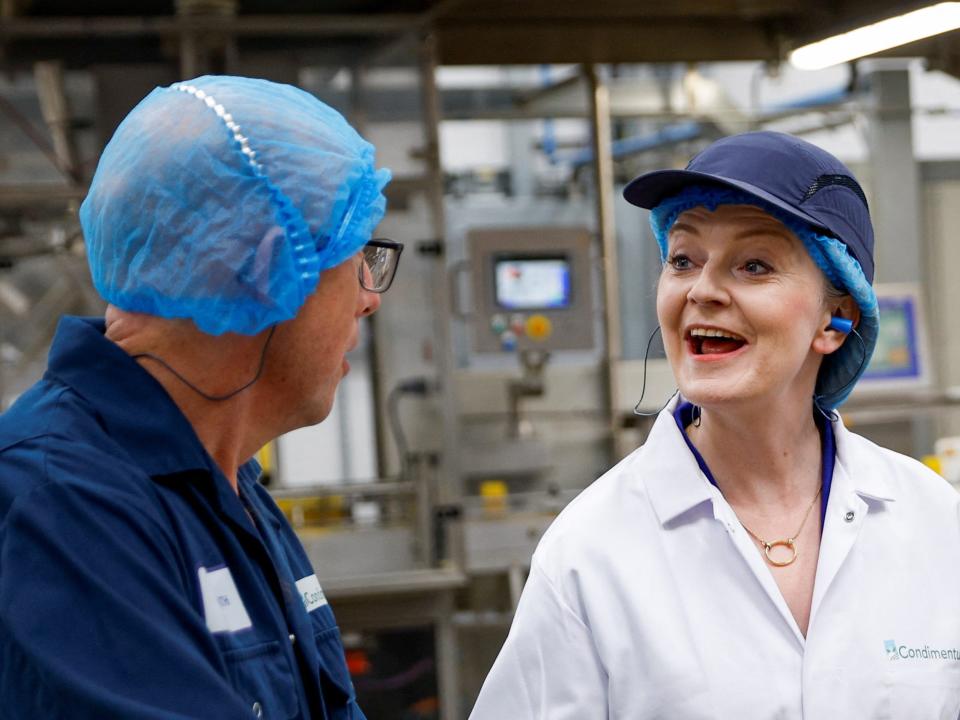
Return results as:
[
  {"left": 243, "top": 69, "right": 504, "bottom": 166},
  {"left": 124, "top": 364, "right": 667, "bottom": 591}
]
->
[{"left": 470, "top": 401, "right": 960, "bottom": 719}]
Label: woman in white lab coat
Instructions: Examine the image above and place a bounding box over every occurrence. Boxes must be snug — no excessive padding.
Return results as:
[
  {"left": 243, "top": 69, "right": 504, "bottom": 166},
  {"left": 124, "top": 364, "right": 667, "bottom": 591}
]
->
[{"left": 470, "top": 131, "right": 960, "bottom": 719}]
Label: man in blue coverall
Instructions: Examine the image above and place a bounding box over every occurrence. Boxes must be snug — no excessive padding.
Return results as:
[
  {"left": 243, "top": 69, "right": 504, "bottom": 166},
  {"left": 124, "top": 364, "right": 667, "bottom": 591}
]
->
[{"left": 0, "top": 76, "right": 400, "bottom": 719}]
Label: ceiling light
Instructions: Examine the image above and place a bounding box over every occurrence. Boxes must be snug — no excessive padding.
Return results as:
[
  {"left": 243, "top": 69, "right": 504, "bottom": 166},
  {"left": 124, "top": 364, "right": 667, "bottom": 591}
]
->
[{"left": 790, "top": 2, "right": 960, "bottom": 70}]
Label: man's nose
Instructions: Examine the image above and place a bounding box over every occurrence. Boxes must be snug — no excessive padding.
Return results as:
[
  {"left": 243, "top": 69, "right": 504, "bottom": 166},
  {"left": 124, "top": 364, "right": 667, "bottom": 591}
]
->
[{"left": 359, "top": 285, "right": 381, "bottom": 317}]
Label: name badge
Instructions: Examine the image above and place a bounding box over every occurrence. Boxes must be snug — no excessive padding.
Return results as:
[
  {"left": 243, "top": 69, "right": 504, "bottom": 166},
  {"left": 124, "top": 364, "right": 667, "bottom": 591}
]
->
[
  {"left": 295, "top": 574, "right": 328, "bottom": 613},
  {"left": 198, "top": 566, "right": 253, "bottom": 633}
]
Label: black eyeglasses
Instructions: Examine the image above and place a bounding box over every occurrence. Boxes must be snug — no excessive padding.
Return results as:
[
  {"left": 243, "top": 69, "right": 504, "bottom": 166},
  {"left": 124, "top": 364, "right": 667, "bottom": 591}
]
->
[{"left": 359, "top": 238, "right": 404, "bottom": 293}]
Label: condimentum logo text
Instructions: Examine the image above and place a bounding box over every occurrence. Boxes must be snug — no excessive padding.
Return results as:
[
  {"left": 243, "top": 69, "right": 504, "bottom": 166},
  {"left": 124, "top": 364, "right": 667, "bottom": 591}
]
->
[{"left": 885, "top": 639, "right": 960, "bottom": 662}]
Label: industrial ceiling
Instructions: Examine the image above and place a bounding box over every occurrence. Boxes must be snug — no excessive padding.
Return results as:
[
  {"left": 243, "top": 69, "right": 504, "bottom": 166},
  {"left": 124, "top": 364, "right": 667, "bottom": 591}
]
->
[
  {"left": 0, "top": 0, "right": 954, "bottom": 69},
  {"left": 1, "top": 0, "right": 955, "bottom": 403}
]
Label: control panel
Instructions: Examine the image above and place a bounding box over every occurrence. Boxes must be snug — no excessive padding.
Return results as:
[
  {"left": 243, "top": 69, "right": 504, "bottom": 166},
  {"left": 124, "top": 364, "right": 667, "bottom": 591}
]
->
[{"left": 467, "top": 226, "right": 595, "bottom": 353}]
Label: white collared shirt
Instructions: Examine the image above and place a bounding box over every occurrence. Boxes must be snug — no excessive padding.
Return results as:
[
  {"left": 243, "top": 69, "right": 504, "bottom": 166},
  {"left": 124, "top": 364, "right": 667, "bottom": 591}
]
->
[{"left": 470, "top": 401, "right": 960, "bottom": 719}]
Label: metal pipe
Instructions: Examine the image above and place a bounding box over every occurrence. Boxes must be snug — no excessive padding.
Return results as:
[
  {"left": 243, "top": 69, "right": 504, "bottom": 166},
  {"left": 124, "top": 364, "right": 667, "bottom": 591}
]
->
[
  {"left": 0, "top": 185, "right": 86, "bottom": 206},
  {"left": 0, "top": 93, "right": 66, "bottom": 180},
  {"left": 270, "top": 481, "right": 417, "bottom": 500},
  {"left": 583, "top": 63, "right": 624, "bottom": 459}
]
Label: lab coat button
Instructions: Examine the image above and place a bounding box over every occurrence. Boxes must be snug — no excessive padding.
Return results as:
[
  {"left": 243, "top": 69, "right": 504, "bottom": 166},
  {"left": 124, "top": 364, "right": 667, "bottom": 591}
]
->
[
  {"left": 844, "top": 511, "right": 855, "bottom": 522},
  {"left": 252, "top": 701, "right": 263, "bottom": 718},
  {"left": 289, "top": 633, "right": 296, "bottom": 644}
]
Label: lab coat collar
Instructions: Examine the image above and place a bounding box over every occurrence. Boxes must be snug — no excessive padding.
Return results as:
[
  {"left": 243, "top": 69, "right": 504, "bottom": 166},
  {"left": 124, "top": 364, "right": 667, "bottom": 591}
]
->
[
  {"left": 831, "top": 414, "right": 897, "bottom": 503},
  {"left": 641, "top": 397, "right": 717, "bottom": 526},
  {"left": 641, "top": 398, "right": 896, "bottom": 528}
]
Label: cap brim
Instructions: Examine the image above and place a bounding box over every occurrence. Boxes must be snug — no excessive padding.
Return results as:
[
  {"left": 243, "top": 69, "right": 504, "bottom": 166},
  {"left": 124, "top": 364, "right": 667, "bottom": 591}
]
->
[{"left": 623, "top": 169, "right": 831, "bottom": 237}]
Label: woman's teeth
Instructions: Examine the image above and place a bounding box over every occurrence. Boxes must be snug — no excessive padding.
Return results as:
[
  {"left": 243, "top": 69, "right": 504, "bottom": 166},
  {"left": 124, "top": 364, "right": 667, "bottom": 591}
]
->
[{"left": 689, "top": 329, "right": 746, "bottom": 355}]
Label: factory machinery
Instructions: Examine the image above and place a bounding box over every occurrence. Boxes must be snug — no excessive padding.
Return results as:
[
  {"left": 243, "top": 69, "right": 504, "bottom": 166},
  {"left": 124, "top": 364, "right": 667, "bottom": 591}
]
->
[
  {"left": 267, "top": 223, "right": 619, "bottom": 718},
  {"left": 6, "top": 49, "right": 960, "bottom": 720}
]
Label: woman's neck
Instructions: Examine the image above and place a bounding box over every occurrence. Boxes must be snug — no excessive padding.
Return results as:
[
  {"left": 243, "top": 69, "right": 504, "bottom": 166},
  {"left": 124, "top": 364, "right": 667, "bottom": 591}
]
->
[{"left": 684, "top": 401, "right": 823, "bottom": 509}]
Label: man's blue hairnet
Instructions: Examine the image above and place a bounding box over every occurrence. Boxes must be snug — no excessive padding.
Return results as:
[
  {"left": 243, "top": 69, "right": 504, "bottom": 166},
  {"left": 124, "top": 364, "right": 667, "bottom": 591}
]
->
[
  {"left": 80, "top": 75, "right": 391, "bottom": 335},
  {"left": 650, "top": 185, "right": 879, "bottom": 410}
]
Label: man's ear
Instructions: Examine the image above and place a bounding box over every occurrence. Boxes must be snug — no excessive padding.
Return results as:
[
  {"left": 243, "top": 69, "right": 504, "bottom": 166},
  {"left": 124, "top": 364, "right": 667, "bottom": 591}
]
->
[{"left": 813, "top": 295, "right": 861, "bottom": 356}]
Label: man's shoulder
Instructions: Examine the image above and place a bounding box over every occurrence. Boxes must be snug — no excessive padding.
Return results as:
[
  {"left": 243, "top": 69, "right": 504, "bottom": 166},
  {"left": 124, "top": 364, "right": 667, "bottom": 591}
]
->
[
  {"left": 0, "top": 378, "right": 70, "bottom": 451},
  {"left": 0, "top": 378, "right": 152, "bottom": 521}
]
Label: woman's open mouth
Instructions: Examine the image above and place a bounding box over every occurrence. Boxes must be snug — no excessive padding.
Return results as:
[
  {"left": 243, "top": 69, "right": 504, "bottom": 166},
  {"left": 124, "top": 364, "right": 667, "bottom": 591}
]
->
[{"left": 686, "top": 327, "right": 748, "bottom": 356}]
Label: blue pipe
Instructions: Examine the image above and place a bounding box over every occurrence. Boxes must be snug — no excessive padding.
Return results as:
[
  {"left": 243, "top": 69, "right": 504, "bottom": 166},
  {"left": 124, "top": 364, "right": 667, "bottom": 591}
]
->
[{"left": 563, "top": 85, "right": 851, "bottom": 168}]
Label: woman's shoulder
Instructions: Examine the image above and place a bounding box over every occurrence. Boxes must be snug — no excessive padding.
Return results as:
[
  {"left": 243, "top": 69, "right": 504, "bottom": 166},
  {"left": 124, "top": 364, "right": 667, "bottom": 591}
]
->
[
  {"left": 839, "top": 426, "right": 960, "bottom": 508},
  {"left": 532, "top": 444, "right": 663, "bottom": 565}
]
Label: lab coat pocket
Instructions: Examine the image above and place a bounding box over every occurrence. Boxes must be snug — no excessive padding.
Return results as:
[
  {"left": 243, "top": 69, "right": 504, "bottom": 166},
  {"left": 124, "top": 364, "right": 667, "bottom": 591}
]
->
[
  {"left": 223, "top": 639, "right": 300, "bottom": 719},
  {"left": 314, "top": 625, "right": 355, "bottom": 712},
  {"left": 885, "top": 664, "right": 960, "bottom": 720}
]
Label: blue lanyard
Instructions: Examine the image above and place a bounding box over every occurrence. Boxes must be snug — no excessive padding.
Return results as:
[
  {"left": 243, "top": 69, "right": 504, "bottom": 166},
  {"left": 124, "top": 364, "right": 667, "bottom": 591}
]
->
[{"left": 672, "top": 402, "right": 835, "bottom": 529}]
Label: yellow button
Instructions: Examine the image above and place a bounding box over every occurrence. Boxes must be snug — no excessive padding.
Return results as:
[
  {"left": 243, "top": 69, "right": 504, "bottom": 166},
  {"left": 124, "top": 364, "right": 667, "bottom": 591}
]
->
[{"left": 525, "top": 314, "right": 553, "bottom": 340}]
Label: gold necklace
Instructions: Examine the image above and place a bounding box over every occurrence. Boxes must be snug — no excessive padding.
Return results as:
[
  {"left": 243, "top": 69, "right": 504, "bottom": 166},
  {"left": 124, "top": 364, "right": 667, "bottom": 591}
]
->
[{"left": 737, "top": 486, "right": 822, "bottom": 567}]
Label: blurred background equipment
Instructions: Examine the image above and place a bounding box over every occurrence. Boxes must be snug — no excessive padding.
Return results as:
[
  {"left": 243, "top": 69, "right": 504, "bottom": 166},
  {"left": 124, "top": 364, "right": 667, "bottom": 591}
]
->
[{"left": 8, "top": 2, "right": 960, "bottom": 717}]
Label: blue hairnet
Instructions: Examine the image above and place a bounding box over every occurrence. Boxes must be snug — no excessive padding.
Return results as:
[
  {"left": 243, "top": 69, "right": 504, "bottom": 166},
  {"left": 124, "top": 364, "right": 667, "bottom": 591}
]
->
[
  {"left": 80, "top": 75, "right": 391, "bottom": 335},
  {"left": 649, "top": 185, "right": 879, "bottom": 409}
]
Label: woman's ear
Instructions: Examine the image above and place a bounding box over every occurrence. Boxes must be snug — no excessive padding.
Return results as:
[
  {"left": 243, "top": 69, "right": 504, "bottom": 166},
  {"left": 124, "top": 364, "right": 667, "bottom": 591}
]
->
[{"left": 813, "top": 295, "right": 861, "bottom": 356}]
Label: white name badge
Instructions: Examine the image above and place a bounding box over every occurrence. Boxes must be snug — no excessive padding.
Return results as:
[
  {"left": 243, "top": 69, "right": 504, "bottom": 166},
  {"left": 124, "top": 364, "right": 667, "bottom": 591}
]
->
[
  {"left": 198, "top": 566, "right": 253, "bottom": 633},
  {"left": 295, "top": 574, "right": 328, "bottom": 613}
]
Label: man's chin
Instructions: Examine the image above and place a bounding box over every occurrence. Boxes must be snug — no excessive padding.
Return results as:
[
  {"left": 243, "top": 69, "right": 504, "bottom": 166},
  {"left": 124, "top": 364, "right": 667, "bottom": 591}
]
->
[{"left": 284, "top": 402, "right": 335, "bottom": 434}]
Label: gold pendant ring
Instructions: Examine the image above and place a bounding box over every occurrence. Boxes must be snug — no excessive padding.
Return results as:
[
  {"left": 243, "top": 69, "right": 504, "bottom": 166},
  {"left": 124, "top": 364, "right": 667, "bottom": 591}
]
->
[{"left": 763, "top": 538, "right": 797, "bottom": 567}]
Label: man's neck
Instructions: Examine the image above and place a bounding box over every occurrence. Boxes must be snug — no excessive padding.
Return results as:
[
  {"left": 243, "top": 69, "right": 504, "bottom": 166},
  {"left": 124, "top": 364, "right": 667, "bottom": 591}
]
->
[
  {"left": 166, "top": 391, "right": 262, "bottom": 491},
  {"left": 105, "top": 310, "right": 276, "bottom": 493}
]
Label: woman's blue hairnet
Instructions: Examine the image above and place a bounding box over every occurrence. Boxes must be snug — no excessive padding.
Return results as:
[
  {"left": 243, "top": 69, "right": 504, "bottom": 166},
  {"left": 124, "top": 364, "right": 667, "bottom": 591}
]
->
[
  {"left": 649, "top": 185, "right": 879, "bottom": 409},
  {"left": 80, "top": 75, "right": 391, "bottom": 335}
]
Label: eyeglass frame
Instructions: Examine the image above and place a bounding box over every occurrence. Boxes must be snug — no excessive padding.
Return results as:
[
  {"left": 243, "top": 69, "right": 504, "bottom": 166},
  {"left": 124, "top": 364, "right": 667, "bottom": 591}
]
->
[{"left": 359, "top": 238, "right": 404, "bottom": 293}]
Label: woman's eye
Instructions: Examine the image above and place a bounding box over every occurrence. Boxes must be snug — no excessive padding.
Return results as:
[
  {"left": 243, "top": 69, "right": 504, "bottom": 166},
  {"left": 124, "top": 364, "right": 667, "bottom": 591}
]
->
[
  {"left": 743, "top": 259, "right": 771, "bottom": 275},
  {"left": 667, "top": 254, "right": 692, "bottom": 270}
]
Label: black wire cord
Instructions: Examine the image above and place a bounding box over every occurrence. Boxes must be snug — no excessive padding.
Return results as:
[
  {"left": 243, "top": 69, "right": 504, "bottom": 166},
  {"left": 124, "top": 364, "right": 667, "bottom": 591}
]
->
[
  {"left": 633, "top": 325, "right": 678, "bottom": 418},
  {"left": 133, "top": 326, "right": 277, "bottom": 402}
]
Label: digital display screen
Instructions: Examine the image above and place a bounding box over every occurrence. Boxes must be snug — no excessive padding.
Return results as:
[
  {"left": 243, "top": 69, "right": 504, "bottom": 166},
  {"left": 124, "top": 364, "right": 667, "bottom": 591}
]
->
[
  {"left": 863, "top": 296, "right": 921, "bottom": 380},
  {"left": 494, "top": 256, "right": 571, "bottom": 310}
]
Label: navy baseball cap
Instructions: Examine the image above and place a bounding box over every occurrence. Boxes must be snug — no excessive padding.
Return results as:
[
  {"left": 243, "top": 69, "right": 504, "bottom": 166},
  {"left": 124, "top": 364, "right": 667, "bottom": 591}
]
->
[{"left": 623, "top": 131, "right": 875, "bottom": 282}]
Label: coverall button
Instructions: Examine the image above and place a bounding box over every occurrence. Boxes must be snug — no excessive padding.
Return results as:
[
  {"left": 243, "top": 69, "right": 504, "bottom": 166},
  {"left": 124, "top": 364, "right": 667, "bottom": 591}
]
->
[
  {"left": 289, "top": 633, "right": 296, "bottom": 644},
  {"left": 252, "top": 701, "right": 263, "bottom": 717}
]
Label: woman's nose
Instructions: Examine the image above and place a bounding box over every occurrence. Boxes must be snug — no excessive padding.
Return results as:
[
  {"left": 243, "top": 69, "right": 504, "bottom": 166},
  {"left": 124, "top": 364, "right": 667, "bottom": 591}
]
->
[{"left": 686, "top": 263, "right": 730, "bottom": 306}]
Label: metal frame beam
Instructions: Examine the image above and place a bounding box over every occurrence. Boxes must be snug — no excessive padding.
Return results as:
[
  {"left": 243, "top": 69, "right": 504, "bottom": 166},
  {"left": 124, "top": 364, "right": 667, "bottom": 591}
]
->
[{"left": 0, "top": 14, "right": 419, "bottom": 38}]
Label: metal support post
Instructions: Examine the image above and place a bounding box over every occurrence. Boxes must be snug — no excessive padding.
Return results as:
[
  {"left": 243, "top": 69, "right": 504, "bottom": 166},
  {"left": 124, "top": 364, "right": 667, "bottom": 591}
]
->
[
  {"left": 418, "top": 31, "right": 462, "bottom": 720},
  {"left": 864, "top": 65, "right": 932, "bottom": 454},
  {"left": 434, "top": 591, "right": 459, "bottom": 720},
  {"left": 584, "top": 64, "right": 625, "bottom": 460},
  {"left": 866, "top": 67, "right": 922, "bottom": 284},
  {"left": 33, "top": 61, "right": 81, "bottom": 185}
]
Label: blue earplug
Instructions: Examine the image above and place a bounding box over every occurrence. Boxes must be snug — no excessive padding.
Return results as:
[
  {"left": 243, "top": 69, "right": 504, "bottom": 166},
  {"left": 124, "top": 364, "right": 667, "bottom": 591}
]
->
[{"left": 828, "top": 316, "right": 854, "bottom": 334}]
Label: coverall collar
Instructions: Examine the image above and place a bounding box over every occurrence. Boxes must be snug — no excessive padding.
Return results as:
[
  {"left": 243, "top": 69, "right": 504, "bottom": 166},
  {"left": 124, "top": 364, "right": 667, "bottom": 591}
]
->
[{"left": 43, "top": 316, "right": 255, "bottom": 481}]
